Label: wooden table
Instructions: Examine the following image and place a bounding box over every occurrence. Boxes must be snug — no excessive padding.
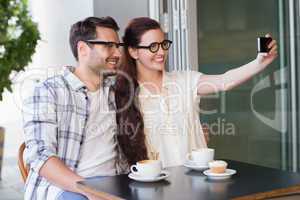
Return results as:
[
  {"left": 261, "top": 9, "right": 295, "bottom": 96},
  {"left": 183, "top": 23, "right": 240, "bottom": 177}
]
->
[{"left": 77, "top": 160, "right": 300, "bottom": 200}]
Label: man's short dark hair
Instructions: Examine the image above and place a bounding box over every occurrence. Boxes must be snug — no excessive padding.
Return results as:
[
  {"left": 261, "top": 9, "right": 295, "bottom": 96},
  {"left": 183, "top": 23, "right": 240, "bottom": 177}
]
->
[{"left": 69, "top": 16, "right": 120, "bottom": 60}]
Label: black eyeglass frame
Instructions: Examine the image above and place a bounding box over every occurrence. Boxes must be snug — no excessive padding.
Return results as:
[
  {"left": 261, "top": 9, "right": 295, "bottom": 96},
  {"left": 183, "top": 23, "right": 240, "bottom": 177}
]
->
[
  {"left": 85, "top": 39, "right": 124, "bottom": 48},
  {"left": 136, "top": 40, "right": 173, "bottom": 53}
]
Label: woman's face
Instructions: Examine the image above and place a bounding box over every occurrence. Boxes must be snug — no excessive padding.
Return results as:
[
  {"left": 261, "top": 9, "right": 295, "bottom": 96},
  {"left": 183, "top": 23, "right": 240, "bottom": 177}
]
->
[{"left": 131, "top": 28, "right": 169, "bottom": 73}]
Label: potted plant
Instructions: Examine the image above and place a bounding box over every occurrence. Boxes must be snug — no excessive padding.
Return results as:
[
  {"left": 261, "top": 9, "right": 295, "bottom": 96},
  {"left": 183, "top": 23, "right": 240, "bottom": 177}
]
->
[{"left": 0, "top": 0, "right": 40, "bottom": 178}]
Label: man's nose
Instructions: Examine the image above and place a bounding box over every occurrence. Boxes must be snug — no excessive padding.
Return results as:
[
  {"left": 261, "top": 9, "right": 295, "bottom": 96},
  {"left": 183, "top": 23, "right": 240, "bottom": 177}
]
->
[{"left": 113, "top": 46, "right": 122, "bottom": 57}]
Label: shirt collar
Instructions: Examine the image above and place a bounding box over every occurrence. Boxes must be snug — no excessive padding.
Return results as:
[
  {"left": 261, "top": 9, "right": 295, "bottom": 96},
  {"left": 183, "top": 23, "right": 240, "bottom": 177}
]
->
[
  {"left": 103, "top": 74, "right": 116, "bottom": 88},
  {"left": 63, "top": 66, "right": 86, "bottom": 91},
  {"left": 138, "top": 71, "right": 171, "bottom": 96},
  {"left": 63, "top": 66, "right": 116, "bottom": 92}
]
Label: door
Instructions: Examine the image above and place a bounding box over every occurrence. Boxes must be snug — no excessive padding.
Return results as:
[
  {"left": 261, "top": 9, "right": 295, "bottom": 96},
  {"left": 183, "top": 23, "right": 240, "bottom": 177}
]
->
[{"left": 161, "top": 0, "right": 299, "bottom": 171}]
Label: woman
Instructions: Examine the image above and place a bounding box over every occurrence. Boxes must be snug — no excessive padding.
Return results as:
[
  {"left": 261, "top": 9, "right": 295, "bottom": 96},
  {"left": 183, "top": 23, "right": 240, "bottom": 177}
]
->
[{"left": 115, "top": 17, "right": 277, "bottom": 168}]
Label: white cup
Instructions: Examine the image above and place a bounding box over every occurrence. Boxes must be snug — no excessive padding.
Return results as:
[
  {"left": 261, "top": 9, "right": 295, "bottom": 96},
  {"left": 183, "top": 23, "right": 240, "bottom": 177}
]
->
[
  {"left": 187, "top": 148, "right": 214, "bottom": 166},
  {"left": 130, "top": 160, "right": 162, "bottom": 178}
]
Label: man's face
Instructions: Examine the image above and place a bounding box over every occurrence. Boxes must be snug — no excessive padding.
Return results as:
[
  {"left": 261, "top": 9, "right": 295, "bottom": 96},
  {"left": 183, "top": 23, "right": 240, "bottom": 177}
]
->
[{"left": 85, "top": 26, "right": 122, "bottom": 74}]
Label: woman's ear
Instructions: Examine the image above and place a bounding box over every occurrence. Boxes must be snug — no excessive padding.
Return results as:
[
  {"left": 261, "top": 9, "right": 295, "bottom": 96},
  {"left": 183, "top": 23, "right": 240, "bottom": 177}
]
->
[{"left": 128, "top": 47, "right": 139, "bottom": 60}]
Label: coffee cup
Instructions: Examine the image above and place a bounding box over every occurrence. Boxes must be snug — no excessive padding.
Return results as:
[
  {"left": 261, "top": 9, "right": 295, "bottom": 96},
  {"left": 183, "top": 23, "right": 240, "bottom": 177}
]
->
[
  {"left": 130, "top": 160, "right": 162, "bottom": 178},
  {"left": 186, "top": 148, "right": 214, "bottom": 166},
  {"left": 257, "top": 37, "right": 272, "bottom": 53}
]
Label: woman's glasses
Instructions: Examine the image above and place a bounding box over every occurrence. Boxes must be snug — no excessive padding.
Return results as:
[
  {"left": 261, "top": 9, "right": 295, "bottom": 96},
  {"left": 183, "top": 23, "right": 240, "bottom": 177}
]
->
[
  {"left": 136, "top": 40, "right": 172, "bottom": 53},
  {"left": 85, "top": 40, "right": 124, "bottom": 49}
]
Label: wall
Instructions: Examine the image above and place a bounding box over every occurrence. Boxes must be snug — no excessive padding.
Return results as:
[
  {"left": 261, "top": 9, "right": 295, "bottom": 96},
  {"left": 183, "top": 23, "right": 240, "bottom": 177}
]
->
[
  {"left": 0, "top": 0, "right": 149, "bottom": 159},
  {"left": 93, "top": 0, "right": 149, "bottom": 35},
  {"left": 0, "top": 0, "right": 94, "bottom": 158}
]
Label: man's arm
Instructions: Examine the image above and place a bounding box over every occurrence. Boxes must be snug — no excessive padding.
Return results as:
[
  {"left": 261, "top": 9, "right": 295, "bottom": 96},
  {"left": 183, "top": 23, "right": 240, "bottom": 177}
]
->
[
  {"left": 197, "top": 35, "right": 278, "bottom": 96},
  {"left": 22, "top": 83, "right": 89, "bottom": 197},
  {"left": 40, "top": 158, "right": 122, "bottom": 200},
  {"left": 39, "top": 157, "right": 84, "bottom": 193}
]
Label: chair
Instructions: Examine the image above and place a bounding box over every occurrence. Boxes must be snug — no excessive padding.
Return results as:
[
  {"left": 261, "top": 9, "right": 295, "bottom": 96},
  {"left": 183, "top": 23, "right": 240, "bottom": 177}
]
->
[{"left": 18, "top": 142, "right": 29, "bottom": 182}]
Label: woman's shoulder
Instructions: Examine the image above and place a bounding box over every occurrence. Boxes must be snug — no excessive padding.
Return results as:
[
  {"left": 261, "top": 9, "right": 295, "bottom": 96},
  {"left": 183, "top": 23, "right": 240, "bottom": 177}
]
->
[{"left": 166, "top": 70, "right": 202, "bottom": 81}]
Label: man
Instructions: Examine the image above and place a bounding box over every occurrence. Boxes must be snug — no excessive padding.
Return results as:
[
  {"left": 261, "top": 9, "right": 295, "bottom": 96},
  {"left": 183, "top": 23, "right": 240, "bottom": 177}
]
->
[{"left": 22, "top": 16, "right": 126, "bottom": 200}]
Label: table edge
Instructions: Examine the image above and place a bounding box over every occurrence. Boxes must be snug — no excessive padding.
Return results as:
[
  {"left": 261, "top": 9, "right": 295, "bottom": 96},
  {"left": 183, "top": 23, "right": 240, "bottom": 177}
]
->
[
  {"left": 76, "top": 181, "right": 125, "bottom": 200},
  {"left": 232, "top": 184, "right": 300, "bottom": 200}
]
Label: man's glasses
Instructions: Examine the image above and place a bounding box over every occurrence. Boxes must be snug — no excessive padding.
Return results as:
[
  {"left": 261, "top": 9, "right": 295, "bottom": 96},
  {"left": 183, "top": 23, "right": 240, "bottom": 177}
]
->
[
  {"left": 85, "top": 40, "right": 124, "bottom": 49},
  {"left": 136, "top": 40, "right": 172, "bottom": 53}
]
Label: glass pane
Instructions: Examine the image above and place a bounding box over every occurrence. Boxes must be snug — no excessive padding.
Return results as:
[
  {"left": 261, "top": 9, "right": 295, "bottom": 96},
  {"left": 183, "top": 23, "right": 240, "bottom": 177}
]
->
[{"left": 197, "top": 0, "right": 288, "bottom": 169}]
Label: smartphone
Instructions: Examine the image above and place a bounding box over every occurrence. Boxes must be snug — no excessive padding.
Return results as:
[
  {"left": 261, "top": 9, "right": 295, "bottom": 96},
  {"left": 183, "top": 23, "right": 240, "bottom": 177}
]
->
[{"left": 257, "top": 37, "right": 272, "bottom": 53}]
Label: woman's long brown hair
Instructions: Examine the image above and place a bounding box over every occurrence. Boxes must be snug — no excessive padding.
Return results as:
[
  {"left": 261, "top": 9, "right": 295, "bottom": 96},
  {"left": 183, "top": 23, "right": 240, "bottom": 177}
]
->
[{"left": 115, "top": 17, "right": 162, "bottom": 165}]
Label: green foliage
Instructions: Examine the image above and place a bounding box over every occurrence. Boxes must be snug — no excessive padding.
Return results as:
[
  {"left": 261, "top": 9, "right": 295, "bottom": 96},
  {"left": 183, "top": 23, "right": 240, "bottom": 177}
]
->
[{"left": 0, "top": 0, "right": 40, "bottom": 100}]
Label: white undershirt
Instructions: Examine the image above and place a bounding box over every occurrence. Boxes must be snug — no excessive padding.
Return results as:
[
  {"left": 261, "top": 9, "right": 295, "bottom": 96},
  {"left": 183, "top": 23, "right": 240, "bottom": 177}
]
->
[
  {"left": 76, "top": 87, "right": 117, "bottom": 177},
  {"left": 139, "top": 71, "right": 207, "bottom": 168}
]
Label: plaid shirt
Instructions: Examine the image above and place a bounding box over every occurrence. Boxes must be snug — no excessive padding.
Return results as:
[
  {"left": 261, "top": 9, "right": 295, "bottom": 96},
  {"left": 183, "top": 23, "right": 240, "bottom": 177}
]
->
[{"left": 22, "top": 66, "right": 128, "bottom": 200}]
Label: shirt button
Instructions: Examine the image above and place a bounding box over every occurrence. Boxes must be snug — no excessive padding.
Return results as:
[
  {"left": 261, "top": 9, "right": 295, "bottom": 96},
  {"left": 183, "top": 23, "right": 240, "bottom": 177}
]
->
[
  {"left": 80, "top": 141, "right": 83, "bottom": 145},
  {"left": 74, "top": 164, "right": 78, "bottom": 168},
  {"left": 85, "top": 96, "right": 88, "bottom": 100}
]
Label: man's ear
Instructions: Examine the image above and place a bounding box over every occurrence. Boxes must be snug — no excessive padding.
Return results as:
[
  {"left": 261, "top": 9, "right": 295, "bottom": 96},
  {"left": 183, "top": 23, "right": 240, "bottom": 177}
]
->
[
  {"left": 77, "top": 41, "right": 90, "bottom": 58},
  {"left": 128, "top": 47, "right": 138, "bottom": 60}
]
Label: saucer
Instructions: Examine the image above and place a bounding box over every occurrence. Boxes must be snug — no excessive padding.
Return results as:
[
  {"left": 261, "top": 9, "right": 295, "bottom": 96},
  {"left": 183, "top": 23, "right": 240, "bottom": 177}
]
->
[
  {"left": 203, "top": 169, "right": 236, "bottom": 180},
  {"left": 128, "top": 170, "right": 170, "bottom": 182},
  {"left": 183, "top": 158, "right": 209, "bottom": 171},
  {"left": 183, "top": 161, "right": 209, "bottom": 171}
]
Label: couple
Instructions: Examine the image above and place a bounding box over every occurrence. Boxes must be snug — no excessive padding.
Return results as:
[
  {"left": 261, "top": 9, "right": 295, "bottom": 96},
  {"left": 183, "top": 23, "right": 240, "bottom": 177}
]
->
[{"left": 22, "top": 16, "right": 277, "bottom": 200}]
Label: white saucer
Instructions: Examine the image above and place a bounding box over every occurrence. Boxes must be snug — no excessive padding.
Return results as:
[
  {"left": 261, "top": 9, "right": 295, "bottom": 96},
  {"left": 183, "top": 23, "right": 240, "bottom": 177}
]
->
[
  {"left": 203, "top": 169, "right": 236, "bottom": 180},
  {"left": 128, "top": 170, "right": 170, "bottom": 182},
  {"left": 183, "top": 159, "right": 209, "bottom": 171},
  {"left": 183, "top": 161, "right": 209, "bottom": 171}
]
